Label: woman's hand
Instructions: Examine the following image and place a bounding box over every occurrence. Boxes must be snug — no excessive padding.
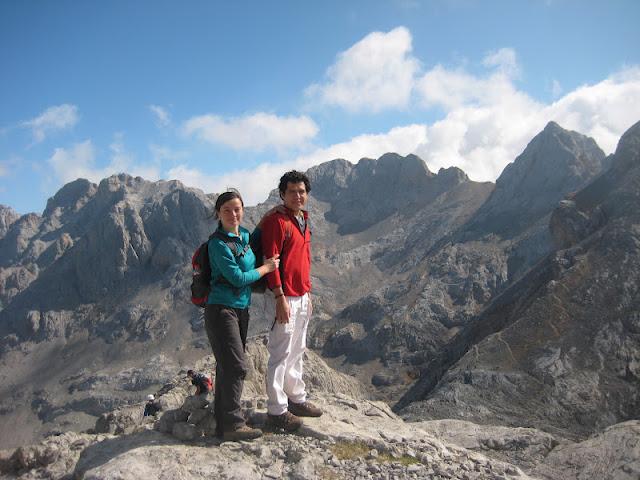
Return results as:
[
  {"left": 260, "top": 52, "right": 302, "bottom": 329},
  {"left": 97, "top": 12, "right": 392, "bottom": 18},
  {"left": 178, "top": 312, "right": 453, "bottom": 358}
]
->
[{"left": 264, "top": 254, "right": 280, "bottom": 273}]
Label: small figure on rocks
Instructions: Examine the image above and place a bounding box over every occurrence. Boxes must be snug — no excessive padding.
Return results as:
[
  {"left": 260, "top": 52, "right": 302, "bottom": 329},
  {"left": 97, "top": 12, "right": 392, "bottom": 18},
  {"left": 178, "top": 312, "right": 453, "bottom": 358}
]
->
[
  {"left": 187, "top": 370, "right": 213, "bottom": 396},
  {"left": 261, "top": 171, "right": 323, "bottom": 433},
  {"left": 143, "top": 394, "right": 161, "bottom": 417},
  {"left": 203, "top": 190, "right": 280, "bottom": 442}
]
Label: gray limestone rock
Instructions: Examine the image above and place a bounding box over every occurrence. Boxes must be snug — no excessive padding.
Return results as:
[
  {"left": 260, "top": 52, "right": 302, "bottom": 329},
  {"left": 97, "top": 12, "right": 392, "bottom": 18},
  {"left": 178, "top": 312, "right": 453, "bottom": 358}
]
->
[
  {"left": 398, "top": 120, "right": 640, "bottom": 440},
  {"left": 467, "top": 121, "right": 606, "bottom": 238},
  {"left": 533, "top": 420, "right": 640, "bottom": 480},
  {"left": 94, "top": 405, "right": 144, "bottom": 435},
  {"left": 155, "top": 408, "right": 190, "bottom": 434},
  {"left": 181, "top": 395, "right": 209, "bottom": 413},
  {"left": 171, "top": 421, "right": 200, "bottom": 441},
  {"left": 0, "top": 121, "right": 637, "bottom": 459},
  {"left": 0, "top": 204, "right": 20, "bottom": 239}
]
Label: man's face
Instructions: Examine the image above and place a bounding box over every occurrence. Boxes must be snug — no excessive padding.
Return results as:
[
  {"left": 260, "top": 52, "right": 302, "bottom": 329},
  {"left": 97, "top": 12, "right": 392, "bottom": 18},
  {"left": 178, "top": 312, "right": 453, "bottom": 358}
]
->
[{"left": 281, "top": 181, "right": 307, "bottom": 212}]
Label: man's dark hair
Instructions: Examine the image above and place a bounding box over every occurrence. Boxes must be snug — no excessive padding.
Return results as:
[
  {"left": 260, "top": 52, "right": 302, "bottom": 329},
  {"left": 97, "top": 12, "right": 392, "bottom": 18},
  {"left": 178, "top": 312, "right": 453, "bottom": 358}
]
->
[{"left": 278, "top": 170, "right": 311, "bottom": 196}]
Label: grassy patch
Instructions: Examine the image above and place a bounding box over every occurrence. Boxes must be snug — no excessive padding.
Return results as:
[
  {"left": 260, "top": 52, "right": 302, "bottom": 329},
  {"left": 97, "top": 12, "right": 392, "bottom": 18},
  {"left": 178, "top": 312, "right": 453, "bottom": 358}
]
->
[
  {"left": 330, "top": 440, "right": 420, "bottom": 466},
  {"left": 330, "top": 440, "right": 370, "bottom": 460},
  {"left": 317, "top": 466, "right": 343, "bottom": 480},
  {"left": 377, "top": 452, "right": 420, "bottom": 466}
]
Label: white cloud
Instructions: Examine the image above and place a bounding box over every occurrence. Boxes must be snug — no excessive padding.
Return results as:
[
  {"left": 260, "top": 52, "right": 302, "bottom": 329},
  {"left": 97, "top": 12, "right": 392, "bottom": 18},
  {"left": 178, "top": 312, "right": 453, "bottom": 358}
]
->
[
  {"left": 167, "top": 163, "right": 275, "bottom": 205},
  {"left": 167, "top": 63, "right": 640, "bottom": 204},
  {"left": 294, "top": 124, "right": 428, "bottom": 171},
  {"left": 166, "top": 164, "right": 218, "bottom": 193},
  {"left": 551, "top": 79, "right": 563, "bottom": 98},
  {"left": 48, "top": 140, "right": 98, "bottom": 183},
  {"left": 23, "top": 104, "right": 79, "bottom": 142},
  {"left": 305, "top": 26, "right": 420, "bottom": 112},
  {"left": 0, "top": 156, "right": 21, "bottom": 178},
  {"left": 149, "top": 144, "right": 187, "bottom": 163},
  {"left": 412, "top": 64, "right": 640, "bottom": 182},
  {"left": 182, "top": 113, "right": 319, "bottom": 151},
  {"left": 167, "top": 124, "right": 429, "bottom": 205},
  {"left": 149, "top": 104, "right": 171, "bottom": 128},
  {"left": 546, "top": 67, "right": 640, "bottom": 153},
  {"left": 110, "top": 134, "right": 161, "bottom": 181},
  {"left": 482, "top": 48, "right": 520, "bottom": 78},
  {"left": 416, "top": 62, "right": 529, "bottom": 111},
  {"left": 48, "top": 137, "right": 161, "bottom": 185}
]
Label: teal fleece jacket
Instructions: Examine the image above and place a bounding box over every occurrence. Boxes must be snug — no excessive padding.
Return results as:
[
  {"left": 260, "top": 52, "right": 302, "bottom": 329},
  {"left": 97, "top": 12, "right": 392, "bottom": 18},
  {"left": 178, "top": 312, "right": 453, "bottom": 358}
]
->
[{"left": 207, "top": 226, "right": 260, "bottom": 309}]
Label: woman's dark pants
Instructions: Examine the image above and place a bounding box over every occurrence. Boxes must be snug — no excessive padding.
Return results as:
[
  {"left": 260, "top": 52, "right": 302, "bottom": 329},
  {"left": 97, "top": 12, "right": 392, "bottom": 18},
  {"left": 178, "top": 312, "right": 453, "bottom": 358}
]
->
[{"left": 204, "top": 304, "right": 249, "bottom": 435}]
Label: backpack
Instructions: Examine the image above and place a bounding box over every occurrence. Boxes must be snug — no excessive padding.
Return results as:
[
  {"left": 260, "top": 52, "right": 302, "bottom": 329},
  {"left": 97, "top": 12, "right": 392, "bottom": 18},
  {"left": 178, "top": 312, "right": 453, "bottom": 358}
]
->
[
  {"left": 191, "top": 373, "right": 213, "bottom": 393},
  {"left": 190, "top": 218, "right": 301, "bottom": 307},
  {"left": 190, "top": 230, "right": 265, "bottom": 307}
]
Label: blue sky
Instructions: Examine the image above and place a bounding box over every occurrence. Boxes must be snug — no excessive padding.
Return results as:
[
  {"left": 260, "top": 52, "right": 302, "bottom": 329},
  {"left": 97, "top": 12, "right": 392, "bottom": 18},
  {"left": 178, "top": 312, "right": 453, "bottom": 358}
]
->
[{"left": 1, "top": 0, "right": 639, "bottom": 214}]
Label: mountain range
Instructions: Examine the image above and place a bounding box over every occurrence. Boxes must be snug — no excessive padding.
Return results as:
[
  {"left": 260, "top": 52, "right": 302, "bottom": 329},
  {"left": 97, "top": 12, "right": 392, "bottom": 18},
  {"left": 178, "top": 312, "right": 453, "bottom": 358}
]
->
[{"left": 0, "top": 119, "right": 638, "bottom": 469}]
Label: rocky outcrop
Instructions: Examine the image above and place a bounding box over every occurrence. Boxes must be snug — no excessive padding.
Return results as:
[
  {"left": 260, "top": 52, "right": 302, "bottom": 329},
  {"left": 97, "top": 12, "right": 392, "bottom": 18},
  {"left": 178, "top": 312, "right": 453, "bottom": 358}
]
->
[
  {"left": 307, "top": 153, "right": 470, "bottom": 234},
  {"left": 0, "top": 205, "right": 20, "bottom": 240},
  {"left": 467, "top": 121, "right": 606, "bottom": 238},
  {"left": 531, "top": 420, "right": 640, "bottom": 480},
  {"left": 397, "top": 120, "right": 640, "bottom": 440},
  {"left": 1, "top": 343, "right": 638, "bottom": 479},
  {"left": 0, "top": 121, "right": 636, "bottom": 455}
]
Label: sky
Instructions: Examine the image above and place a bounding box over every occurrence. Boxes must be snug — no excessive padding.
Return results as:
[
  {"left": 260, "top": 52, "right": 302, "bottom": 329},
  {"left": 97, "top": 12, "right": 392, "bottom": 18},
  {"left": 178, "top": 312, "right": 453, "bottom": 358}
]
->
[{"left": 1, "top": 0, "right": 639, "bottom": 214}]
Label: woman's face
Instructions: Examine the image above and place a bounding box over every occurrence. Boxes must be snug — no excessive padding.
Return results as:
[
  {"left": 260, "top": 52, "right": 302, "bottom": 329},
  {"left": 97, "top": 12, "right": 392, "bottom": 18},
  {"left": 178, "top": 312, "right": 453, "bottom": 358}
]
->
[{"left": 218, "top": 197, "right": 243, "bottom": 232}]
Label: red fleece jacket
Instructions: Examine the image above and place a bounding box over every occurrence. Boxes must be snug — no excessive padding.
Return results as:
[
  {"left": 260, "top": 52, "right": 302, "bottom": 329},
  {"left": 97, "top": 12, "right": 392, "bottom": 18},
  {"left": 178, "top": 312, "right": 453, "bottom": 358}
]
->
[{"left": 261, "top": 209, "right": 311, "bottom": 297}]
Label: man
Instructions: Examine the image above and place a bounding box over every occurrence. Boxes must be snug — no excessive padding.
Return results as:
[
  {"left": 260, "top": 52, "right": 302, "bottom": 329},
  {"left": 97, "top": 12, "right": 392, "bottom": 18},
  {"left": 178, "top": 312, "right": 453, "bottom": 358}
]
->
[
  {"left": 187, "top": 369, "right": 213, "bottom": 396},
  {"left": 261, "top": 170, "right": 322, "bottom": 432},
  {"left": 143, "top": 394, "right": 161, "bottom": 417}
]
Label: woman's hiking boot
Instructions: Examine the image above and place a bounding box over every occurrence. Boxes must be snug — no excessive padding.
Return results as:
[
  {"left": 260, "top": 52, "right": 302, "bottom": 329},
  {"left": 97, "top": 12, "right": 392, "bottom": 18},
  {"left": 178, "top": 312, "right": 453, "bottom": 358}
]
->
[
  {"left": 288, "top": 400, "right": 323, "bottom": 417},
  {"left": 223, "top": 424, "right": 263, "bottom": 441},
  {"left": 267, "top": 411, "right": 303, "bottom": 432}
]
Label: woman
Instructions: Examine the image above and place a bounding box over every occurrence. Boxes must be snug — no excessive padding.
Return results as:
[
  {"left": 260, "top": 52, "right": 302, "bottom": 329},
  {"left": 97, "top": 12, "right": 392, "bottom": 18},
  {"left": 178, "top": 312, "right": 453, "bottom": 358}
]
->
[{"left": 205, "top": 190, "right": 279, "bottom": 441}]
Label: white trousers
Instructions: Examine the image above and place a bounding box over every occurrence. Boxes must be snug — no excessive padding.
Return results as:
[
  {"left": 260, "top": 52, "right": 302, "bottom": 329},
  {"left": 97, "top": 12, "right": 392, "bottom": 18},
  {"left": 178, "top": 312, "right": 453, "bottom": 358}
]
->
[{"left": 265, "top": 291, "right": 310, "bottom": 415}]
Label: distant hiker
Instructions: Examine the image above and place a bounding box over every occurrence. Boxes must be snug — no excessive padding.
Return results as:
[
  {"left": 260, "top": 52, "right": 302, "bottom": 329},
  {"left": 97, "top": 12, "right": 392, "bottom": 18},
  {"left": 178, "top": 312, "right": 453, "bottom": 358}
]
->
[
  {"left": 143, "top": 394, "right": 160, "bottom": 416},
  {"left": 261, "top": 170, "right": 322, "bottom": 433},
  {"left": 204, "top": 190, "right": 280, "bottom": 442},
  {"left": 187, "top": 369, "right": 213, "bottom": 396}
]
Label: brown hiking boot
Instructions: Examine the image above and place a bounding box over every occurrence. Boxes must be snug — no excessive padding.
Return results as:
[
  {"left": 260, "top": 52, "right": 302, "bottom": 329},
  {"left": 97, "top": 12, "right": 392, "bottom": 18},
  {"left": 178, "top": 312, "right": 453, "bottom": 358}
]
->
[
  {"left": 288, "top": 400, "right": 323, "bottom": 417},
  {"left": 267, "top": 411, "right": 303, "bottom": 432},
  {"left": 223, "top": 424, "right": 263, "bottom": 441}
]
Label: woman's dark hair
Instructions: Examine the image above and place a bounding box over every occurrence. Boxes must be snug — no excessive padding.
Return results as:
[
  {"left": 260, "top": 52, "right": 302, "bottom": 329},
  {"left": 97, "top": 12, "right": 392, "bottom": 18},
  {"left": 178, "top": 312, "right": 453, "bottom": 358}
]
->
[
  {"left": 278, "top": 170, "right": 311, "bottom": 196},
  {"left": 212, "top": 190, "right": 244, "bottom": 220}
]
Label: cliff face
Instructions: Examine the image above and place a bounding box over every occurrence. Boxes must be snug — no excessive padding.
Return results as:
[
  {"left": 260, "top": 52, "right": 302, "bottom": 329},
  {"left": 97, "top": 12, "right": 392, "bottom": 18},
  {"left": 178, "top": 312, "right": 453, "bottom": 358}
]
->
[
  {"left": 467, "top": 121, "right": 606, "bottom": 238},
  {"left": 312, "top": 123, "right": 610, "bottom": 402},
  {"left": 398, "top": 121, "right": 640, "bottom": 439}
]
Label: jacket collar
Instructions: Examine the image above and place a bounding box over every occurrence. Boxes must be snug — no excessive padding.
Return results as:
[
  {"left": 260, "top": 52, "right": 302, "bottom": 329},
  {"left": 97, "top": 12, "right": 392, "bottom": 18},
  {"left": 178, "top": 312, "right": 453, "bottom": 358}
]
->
[
  {"left": 282, "top": 206, "right": 308, "bottom": 220},
  {"left": 216, "top": 225, "right": 243, "bottom": 239}
]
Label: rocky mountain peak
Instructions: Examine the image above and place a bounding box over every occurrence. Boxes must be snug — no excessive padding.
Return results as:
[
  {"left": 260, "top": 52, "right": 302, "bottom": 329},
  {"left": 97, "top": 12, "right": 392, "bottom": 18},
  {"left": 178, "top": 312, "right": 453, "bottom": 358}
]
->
[
  {"left": 43, "top": 178, "right": 97, "bottom": 218},
  {"left": 0, "top": 205, "right": 20, "bottom": 239},
  {"left": 98, "top": 173, "right": 148, "bottom": 191},
  {"left": 498, "top": 121, "right": 604, "bottom": 195},
  {"left": 611, "top": 119, "right": 640, "bottom": 171},
  {"left": 466, "top": 122, "right": 606, "bottom": 237},
  {"left": 436, "top": 165, "right": 469, "bottom": 185},
  {"left": 377, "top": 152, "right": 435, "bottom": 178},
  {"left": 307, "top": 158, "right": 354, "bottom": 198},
  {"left": 310, "top": 153, "right": 469, "bottom": 234}
]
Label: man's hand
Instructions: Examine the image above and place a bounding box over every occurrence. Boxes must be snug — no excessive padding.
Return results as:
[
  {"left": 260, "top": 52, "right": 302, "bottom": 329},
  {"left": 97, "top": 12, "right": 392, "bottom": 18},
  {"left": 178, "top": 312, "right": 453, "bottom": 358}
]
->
[{"left": 275, "top": 295, "right": 290, "bottom": 323}]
